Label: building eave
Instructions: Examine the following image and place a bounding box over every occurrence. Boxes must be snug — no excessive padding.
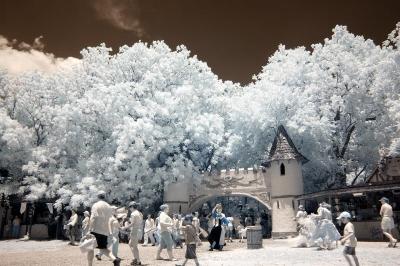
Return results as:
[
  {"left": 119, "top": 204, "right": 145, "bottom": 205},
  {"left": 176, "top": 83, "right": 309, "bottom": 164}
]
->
[{"left": 296, "top": 181, "right": 400, "bottom": 201}]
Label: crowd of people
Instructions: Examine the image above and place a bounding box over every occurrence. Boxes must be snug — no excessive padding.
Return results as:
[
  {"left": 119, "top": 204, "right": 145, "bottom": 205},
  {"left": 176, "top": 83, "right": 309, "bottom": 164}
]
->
[
  {"left": 61, "top": 191, "right": 398, "bottom": 266},
  {"left": 294, "top": 197, "right": 398, "bottom": 266},
  {"left": 67, "top": 191, "right": 251, "bottom": 266}
]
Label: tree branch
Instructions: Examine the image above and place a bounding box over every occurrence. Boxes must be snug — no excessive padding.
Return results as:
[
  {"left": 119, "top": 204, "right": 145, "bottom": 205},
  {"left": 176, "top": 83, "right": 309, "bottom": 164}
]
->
[
  {"left": 339, "top": 124, "right": 356, "bottom": 159},
  {"left": 350, "top": 165, "right": 367, "bottom": 186}
]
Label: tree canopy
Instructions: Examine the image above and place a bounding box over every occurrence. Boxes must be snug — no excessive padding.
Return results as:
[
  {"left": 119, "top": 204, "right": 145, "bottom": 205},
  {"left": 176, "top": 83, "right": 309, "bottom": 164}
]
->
[{"left": 0, "top": 24, "right": 399, "bottom": 209}]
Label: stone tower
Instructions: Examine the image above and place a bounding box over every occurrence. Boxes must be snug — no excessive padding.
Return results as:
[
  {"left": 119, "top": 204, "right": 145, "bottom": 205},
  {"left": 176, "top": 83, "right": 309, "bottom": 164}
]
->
[{"left": 262, "top": 125, "right": 308, "bottom": 238}]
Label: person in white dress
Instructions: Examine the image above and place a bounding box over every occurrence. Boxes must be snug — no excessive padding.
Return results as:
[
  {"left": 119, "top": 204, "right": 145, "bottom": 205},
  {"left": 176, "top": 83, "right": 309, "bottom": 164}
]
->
[
  {"left": 67, "top": 210, "right": 78, "bottom": 245},
  {"left": 312, "top": 202, "right": 340, "bottom": 250},
  {"left": 143, "top": 214, "right": 156, "bottom": 246},
  {"left": 294, "top": 205, "right": 307, "bottom": 233},
  {"left": 226, "top": 216, "right": 234, "bottom": 242},
  {"left": 379, "top": 197, "right": 397, "bottom": 247},
  {"left": 109, "top": 207, "right": 121, "bottom": 258},
  {"left": 294, "top": 214, "right": 317, "bottom": 248},
  {"left": 81, "top": 211, "right": 90, "bottom": 239},
  {"left": 295, "top": 205, "right": 307, "bottom": 220}
]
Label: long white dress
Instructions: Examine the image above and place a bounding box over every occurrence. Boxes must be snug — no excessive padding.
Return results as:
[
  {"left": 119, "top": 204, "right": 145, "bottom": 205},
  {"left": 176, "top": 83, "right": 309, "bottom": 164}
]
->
[
  {"left": 109, "top": 216, "right": 120, "bottom": 257},
  {"left": 295, "top": 214, "right": 317, "bottom": 247},
  {"left": 81, "top": 216, "right": 90, "bottom": 238},
  {"left": 312, "top": 207, "right": 340, "bottom": 249}
]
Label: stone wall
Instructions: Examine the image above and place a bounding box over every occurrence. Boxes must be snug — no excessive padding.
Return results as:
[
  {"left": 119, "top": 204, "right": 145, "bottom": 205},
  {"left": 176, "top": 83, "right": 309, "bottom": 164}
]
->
[
  {"left": 269, "top": 159, "right": 303, "bottom": 197},
  {"left": 271, "top": 197, "right": 297, "bottom": 237}
]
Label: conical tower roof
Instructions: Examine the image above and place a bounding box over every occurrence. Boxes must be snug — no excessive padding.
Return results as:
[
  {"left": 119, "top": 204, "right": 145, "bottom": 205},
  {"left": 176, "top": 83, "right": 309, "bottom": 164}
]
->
[{"left": 262, "top": 125, "right": 308, "bottom": 165}]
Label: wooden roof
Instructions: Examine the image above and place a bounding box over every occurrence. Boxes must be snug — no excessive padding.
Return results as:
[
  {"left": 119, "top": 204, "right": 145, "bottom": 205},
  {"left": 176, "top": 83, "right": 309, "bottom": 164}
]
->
[
  {"left": 263, "top": 125, "right": 308, "bottom": 165},
  {"left": 365, "top": 156, "right": 400, "bottom": 185},
  {"left": 296, "top": 181, "right": 400, "bottom": 200},
  {"left": 297, "top": 155, "right": 400, "bottom": 200}
]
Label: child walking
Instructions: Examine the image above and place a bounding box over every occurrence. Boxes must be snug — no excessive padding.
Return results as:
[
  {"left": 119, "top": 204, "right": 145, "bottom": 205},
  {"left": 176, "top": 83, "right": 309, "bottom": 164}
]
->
[
  {"left": 177, "top": 215, "right": 201, "bottom": 266},
  {"left": 337, "top": 212, "right": 360, "bottom": 266}
]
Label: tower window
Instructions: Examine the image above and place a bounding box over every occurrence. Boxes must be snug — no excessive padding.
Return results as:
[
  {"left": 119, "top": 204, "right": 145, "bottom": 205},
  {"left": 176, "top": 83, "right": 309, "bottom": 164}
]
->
[
  {"left": 280, "top": 163, "right": 286, "bottom": 176},
  {"left": 276, "top": 200, "right": 280, "bottom": 209}
]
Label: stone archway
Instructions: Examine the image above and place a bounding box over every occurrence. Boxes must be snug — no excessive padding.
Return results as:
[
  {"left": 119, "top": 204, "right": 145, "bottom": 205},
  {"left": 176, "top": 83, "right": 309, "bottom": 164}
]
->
[
  {"left": 164, "top": 167, "right": 272, "bottom": 215},
  {"left": 187, "top": 191, "right": 273, "bottom": 238},
  {"left": 164, "top": 125, "right": 307, "bottom": 238},
  {"left": 188, "top": 167, "right": 272, "bottom": 212},
  {"left": 188, "top": 192, "right": 272, "bottom": 214}
]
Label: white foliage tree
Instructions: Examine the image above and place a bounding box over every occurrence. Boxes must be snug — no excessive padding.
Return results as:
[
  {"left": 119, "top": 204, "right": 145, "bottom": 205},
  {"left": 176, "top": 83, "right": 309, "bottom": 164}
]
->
[
  {"left": 16, "top": 42, "right": 235, "bottom": 209},
  {"left": 0, "top": 111, "right": 33, "bottom": 194},
  {"left": 228, "top": 25, "right": 400, "bottom": 190},
  {"left": 0, "top": 24, "right": 399, "bottom": 208},
  {"left": 389, "top": 139, "right": 400, "bottom": 157}
]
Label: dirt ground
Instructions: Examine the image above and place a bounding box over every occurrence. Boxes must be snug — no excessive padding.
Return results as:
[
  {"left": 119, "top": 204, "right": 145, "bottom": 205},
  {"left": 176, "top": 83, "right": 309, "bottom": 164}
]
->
[{"left": 0, "top": 239, "right": 398, "bottom": 266}]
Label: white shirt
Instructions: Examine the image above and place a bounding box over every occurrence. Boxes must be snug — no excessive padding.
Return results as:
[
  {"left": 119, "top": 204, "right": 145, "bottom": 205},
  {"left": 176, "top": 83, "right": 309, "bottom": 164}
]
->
[
  {"left": 343, "top": 222, "right": 357, "bottom": 247},
  {"left": 89, "top": 200, "right": 113, "bottom": 236},
  {"left": 296, "top": 210, "right": 307, "bottom": 219},
  {"left": 317, "top": 207, "right": 332, "bottom": 221},
  {"left": 144, "top": 218, "right": 155, "bottom": 232},
  {"left": 159, "top": 212, "right": 173, "bottom": 232},
  {"left": 380, "top": 203, "right": 393, "bottom": 217},
  {"left": 227, "top": 217, "right": 234, "bottom": 229},
  {"left": 192, "top": 217, "right": 200, "bottom": 232},
  {"left": 173, "top": 218, "right": 181, "bottom": 231},
  {"left": 156, "top": 216, "right": 161, "bottom": 230},
  {"left": 82, "top": 216, "right": 90, "bottom": 233},
  {"left": 110, "top": 216, "right": 120, "bottom": 237},
  {"left": 130, "top": 210, "right": 143, "bottom": 231},
  {"left": 68, "top": 213, "right": 78, "bottom": 227}
]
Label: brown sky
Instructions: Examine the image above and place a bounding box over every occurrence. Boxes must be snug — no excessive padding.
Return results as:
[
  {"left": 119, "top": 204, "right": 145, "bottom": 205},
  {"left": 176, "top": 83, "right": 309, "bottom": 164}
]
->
[{"left": 1, "top": 0, "right": 400, "bottom": 84}]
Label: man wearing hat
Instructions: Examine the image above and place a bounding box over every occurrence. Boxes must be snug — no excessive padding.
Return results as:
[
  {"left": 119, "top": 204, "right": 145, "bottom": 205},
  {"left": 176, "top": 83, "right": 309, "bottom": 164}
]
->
[
  {"left": 379, "top": 197, "right": 397, "bottom": 247},
  {"left": 88, "top": 190, "right": 121, "bottom": 266},
  {"left": 127, "top": 201, "right": 143, "bottom": 265},
  {"left": 96, "top": 206, "right": 121, "bottom": 260}
]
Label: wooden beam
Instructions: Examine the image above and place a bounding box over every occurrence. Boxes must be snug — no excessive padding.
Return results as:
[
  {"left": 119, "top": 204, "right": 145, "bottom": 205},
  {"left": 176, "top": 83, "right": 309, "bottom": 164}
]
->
[{"left": 296, "top": 182, "right": 400, "bottom": 200}]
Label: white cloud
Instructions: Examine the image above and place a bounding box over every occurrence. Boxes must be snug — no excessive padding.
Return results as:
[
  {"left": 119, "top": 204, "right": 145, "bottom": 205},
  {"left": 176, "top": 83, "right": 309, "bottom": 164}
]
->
[
  {"left": 92, "top": 0, "right": 146, "bottom": 38},
  {"left": 0, "top": 35, "right": 80, "bottom": 75}
]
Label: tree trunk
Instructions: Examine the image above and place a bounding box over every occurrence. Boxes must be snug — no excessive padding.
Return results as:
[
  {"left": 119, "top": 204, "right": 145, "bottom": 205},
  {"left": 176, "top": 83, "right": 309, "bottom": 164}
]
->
[{"left": 339, "top": 124, "right": 356, "bottom": 159}]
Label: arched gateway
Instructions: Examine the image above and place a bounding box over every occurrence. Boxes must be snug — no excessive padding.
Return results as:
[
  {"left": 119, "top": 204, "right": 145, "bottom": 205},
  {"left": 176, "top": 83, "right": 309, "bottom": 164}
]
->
[{"left": 164, "top": 125, "right": 308, "bottom": 238}]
